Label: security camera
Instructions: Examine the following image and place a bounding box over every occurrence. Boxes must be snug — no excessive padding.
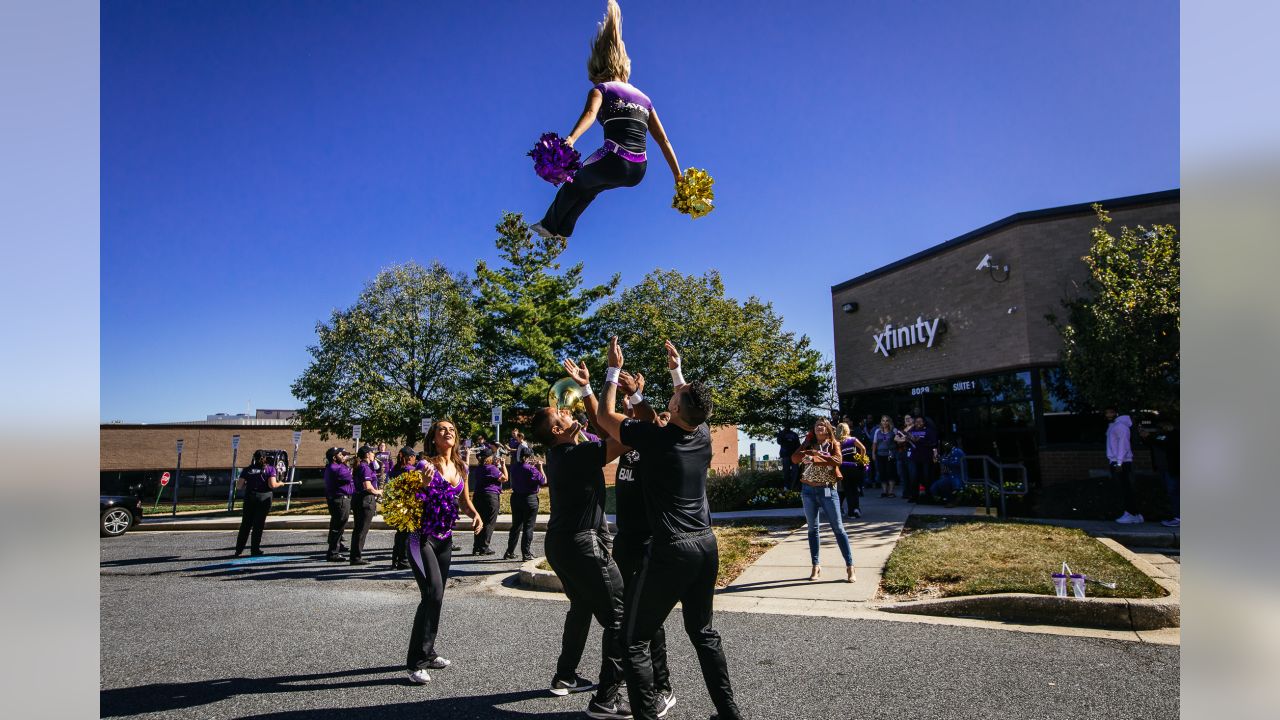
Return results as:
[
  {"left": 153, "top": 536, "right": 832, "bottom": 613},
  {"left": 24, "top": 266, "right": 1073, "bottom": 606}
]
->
[
  {"left": 976, "top": 254, "right": 993, "bottom": 271},
  {"left": 841, "top": 302, "right": 858, "bottom": 314}
]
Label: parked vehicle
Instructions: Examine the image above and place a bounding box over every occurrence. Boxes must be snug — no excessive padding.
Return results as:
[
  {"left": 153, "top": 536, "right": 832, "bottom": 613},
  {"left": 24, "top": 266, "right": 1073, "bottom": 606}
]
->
[{"left": 100, "top": 495, "right": 143, "bottom": 537}]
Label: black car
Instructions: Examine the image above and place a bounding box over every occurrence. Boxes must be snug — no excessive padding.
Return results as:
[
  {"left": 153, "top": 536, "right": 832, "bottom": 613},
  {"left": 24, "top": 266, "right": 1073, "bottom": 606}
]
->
[{"left": 101, "top": 495, "right": 143, "bottom": 537}]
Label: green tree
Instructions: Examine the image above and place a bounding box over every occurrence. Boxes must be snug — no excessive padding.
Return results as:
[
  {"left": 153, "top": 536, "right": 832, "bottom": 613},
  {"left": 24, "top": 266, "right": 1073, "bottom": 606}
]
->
[
  {"left": 291, "top": 261, "right": 480, "bottom": 445},
  {"left": 474, "top": 212, "right": 618, "bottom": 423},
  {"left": 592, "top": 269, "right": 831, "bottom": 436},
  {"left": 1048, "top": 205, "right": 1180, "bottom": 415}
]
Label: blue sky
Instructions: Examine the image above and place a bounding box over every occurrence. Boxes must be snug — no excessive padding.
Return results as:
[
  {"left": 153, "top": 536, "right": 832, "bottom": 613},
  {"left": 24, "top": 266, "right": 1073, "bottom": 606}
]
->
[{"left": 102, "top": 0, "right": 1178, "bottom": 430}]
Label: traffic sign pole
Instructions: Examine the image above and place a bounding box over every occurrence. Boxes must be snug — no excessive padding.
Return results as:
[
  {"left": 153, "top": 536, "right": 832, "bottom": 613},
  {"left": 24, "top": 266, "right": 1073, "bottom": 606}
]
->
[
  {"left": 226, "top": 434, "right": 241, "bottom": 511},
  {"left": 421, "top": 418, "right": 432, "bottom": 450},
  {"left": 152, "top": 471, "right": 171, "bottom": 510},
  {"left": 171, "top": 439, "right": 185, "bottom": 517},
  {"left": 286, "top": 430, "right": 302, "bottom": 511}
]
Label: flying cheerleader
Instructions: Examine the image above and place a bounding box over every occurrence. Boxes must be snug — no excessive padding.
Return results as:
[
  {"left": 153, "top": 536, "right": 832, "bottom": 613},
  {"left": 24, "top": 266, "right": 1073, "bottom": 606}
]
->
[{"left": 528, "top": 0, "right": 713, "bottom": 242}]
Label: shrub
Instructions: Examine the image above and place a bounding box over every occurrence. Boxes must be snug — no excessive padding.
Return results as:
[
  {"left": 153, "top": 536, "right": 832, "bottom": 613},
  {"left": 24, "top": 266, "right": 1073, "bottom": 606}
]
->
[
  {"left": 705, "top": 469, "right": 783, "bottom": 512},
  {"left": 745, "top": 487, "right": 801, "bottom": 509}
]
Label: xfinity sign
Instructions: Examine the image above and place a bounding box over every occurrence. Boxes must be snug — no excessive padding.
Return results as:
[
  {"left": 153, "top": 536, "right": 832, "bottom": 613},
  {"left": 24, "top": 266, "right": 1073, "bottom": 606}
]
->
[{"left": 872, "top": 316, "right": 943, "bottom": 357}]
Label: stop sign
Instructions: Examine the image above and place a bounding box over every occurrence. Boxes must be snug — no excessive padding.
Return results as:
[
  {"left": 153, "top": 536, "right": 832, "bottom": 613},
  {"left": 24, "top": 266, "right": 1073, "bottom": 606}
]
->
[{"left": 160, "top": 472, "right": 171, "bottom": 487}]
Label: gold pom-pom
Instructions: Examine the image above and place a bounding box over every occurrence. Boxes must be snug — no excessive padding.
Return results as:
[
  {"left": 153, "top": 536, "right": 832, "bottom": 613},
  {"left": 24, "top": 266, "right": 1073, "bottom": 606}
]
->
[
  {"left": 672, "top": 167, "right": 715, "bottom": 219},
  {"left": 380, "top": 470, "right": 426, "bottom": 533}
]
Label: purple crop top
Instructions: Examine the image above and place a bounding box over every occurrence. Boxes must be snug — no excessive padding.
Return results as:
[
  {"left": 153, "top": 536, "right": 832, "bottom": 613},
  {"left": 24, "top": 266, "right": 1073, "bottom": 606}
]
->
[{"left": 420, "top": 468, "right": 463, "bottom": 540}]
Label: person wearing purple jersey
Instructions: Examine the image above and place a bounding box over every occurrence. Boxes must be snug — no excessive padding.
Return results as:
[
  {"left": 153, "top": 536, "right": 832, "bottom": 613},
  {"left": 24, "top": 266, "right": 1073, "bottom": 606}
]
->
[
  {"left": 531, "top": 1, "right": 681, "bottom": 243},
  {"left": 470, "top": 448, "right": 507, "bottom": 556},
  {"left": 322, "top": 447, "right": 355, "bottom": 562},
  {"left": 596, "top": 338, "right": 742, "bottom": 720},
  {"left": 234, "top": 450, "right": 284, "bottom": 557},
  {"left": 349, "top": 445, "right": 384, "bottom": 566},
  {"left": 405, "top": 420, "right": 484, "bottom": 685},
  {"left": 503, "top": 446, "right": 547, "bottom": 561}
]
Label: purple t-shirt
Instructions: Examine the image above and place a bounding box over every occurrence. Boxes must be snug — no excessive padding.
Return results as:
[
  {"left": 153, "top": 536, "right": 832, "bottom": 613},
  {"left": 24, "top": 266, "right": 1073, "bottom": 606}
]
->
[
  {"left": 473, "top": 463, "right": 504, "bottom": 494},
  {"left": 240, "top": 464, "right": 276, "bottom": 493},
  {"left": 509, "top": 461, "right": 546, "bottom": 495},
  {"left": 421, "top": 470, "right": 463, "bottom": 540},
  {"left": 595, "top": 81, "right": 653, "bottom": 154},
  {"left": 323, "top": 462, "right": 355, "bottom": 498},
  {"left": 355, "top": 461, "right": 378, "bottom": 493}
]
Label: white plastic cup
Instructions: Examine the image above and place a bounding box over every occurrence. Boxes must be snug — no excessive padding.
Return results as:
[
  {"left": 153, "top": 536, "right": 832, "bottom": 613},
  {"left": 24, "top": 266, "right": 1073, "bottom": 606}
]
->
[
  {"left": 1052, "top": 573, "right": 1068, "bottom": 597},
  {"left": 1070, "top": 574, "right": 1086, "bottom": 599}
]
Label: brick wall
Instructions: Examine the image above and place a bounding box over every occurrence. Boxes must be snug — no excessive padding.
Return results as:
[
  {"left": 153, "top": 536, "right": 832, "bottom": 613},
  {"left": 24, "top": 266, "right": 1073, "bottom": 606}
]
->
[{"left": 1039, "top": 447, "right": 1156, "bottom": 487}]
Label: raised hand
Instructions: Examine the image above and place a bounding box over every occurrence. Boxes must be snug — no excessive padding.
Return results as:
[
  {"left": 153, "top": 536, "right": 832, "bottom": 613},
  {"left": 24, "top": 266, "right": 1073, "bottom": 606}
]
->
[
  {"left": 563, "top": 357, "right": 591, "bottom": 386},
  {"left": 664, "top": 340, "right": 681, "bottom": 370},
  {"left": 607, "top": 336, "right": 624, "bottom": 369},
  {"left": 618, "top": 370, "right": 645, "bottom": 396}
]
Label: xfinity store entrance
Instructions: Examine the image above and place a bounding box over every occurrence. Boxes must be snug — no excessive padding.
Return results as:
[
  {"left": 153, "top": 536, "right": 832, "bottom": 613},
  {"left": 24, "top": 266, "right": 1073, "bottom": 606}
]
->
[{"left": 844, "top": 368, "right": 1040, "bottom": 480}]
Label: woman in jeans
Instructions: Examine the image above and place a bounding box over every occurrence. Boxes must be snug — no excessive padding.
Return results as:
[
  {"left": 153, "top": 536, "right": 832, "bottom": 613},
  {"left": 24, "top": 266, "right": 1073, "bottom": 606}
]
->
[
  {"left": 871, "top": 415, "right": 898, "bottom": 498},
  {"left": 791, "top": 418, "right": 855, "bottom": 582}
]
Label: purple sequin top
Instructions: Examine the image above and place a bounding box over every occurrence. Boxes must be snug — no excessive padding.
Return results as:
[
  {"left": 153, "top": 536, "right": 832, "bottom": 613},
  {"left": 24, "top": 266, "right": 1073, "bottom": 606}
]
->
[{"left": 419, "top": 468, "right": 464, "bottom": 540}]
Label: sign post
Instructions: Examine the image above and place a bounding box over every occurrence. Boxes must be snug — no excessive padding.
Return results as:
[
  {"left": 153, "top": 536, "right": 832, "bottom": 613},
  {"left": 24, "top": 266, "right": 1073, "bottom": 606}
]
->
[
  {"left": 171, "top": 439, "right": 184, "bottom": 517},
  {"left": 226, "top": 434, "right": 241, "bottom": 511},
  {"left": 352, "top": 423, "right": 362, "bottom": 450},
  {"left": 491, "top": 405, "right": 501, "bottom": 451},
  {"left": 152, "top": 471, "right": 171, "bottom": 509},
  {"left": 286, "top": 430, "right": 302, "bottom": 511},
  {"left": 420, "top": 417, "right": 432, "bottom": 449}
]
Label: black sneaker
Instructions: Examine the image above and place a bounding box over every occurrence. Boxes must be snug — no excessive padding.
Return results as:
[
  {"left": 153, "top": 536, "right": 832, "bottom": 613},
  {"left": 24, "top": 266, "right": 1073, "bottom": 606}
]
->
[
  {"left": 250, "top": 549, "right": 265, "bottom": 557},
  {"left": 656, "top": 691, "right": 676, "bottom": 718},
  {"left": 586, "top": 696, "right": 632, "bottom": 720},
  {"left": 349, "top": 558, "right": 370, "bottom": 566},
  {"left": 503, "top": 552, "right": 517, "bottom": 560},
  {"left": 326, "top": 554, "right": 348, "bottom": 563},
  {"left": 522, "top": 554, "right": 536, "bottom": 562},
  {"left": 549, "top": 673, "right": 596, "bottom": 696}
]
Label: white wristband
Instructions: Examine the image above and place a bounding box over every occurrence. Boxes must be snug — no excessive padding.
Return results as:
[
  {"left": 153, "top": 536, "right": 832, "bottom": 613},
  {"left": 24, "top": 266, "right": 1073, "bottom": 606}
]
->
[
  {"left": 578, "top": 383, "right": 594, "bottom": 398},
  {"left": 605, "top": 367, "right": 621, "bottom": 384},
  {"left": 670, "top": 367, "right": 686, "bottom": 387},
  {"left": 628, "top": 392, "right": 644, "bottom": 406}
]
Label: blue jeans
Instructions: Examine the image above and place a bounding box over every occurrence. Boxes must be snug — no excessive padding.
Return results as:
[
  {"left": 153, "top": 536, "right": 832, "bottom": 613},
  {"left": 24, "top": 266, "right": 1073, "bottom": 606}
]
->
[{"left": 800, "top": 484, "right": 853, "bottom": 567}]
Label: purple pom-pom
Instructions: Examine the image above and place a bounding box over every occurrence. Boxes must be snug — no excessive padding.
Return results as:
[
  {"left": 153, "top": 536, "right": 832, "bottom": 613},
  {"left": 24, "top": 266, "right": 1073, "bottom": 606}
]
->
[{"left": 528, "top": 132, "right": 581, "bottom": 186}]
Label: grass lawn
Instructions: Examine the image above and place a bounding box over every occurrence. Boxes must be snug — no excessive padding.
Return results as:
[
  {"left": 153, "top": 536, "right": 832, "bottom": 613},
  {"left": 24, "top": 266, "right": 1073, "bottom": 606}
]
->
[
  {"left": 881, "top": 519, "right": 1168, "bottom": 600},
  {"left": 143, "top": 500, "right": 329, "bottom": 516},
  {"left": 535, "top": 523, "right": 788, "bottom": 589}
]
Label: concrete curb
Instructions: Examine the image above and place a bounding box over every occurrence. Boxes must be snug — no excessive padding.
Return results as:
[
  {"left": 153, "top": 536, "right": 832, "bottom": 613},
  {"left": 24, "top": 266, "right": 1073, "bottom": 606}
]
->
[
  {"left": 878, "top": 537, "right": 1179, "bottom": 631},
  {"left": 134, "top": 517, "right": 548, "bottom": 532},
  {"left": 517, "top": 557, "right": 562, "bottom": 593}
]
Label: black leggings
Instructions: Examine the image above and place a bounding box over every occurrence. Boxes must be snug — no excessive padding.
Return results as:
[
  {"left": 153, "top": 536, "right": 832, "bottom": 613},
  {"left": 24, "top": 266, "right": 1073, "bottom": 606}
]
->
[
  {"left": 505, "top": 492, "right": 539, "bottom": 557},
  {"left": 325, "top": 496, "right": 351, "bottom": 555},
  {"left": 625, "top": 530, "right": 740, "bottom": 720},
  {"left": 350, "top": 494, "right": 377, "bottom": 560},
  {"left": 840, "top": 465, "right": 863, "bottom": 511},
  {"left": 392, "top": 531, "right": 409, "bottom": 565},
  {"left": 539, "top": 153, "right": 647, "bottom": 238},
  {"left": 407, "top": 533, "right": 453, "bottom": 670},
  {"left": 471, "top": 492, "right": 500, "bottom": 553},
  {"left": 545, "top": 529, "right": 625, "bottom": 701},
  {"left": 613, "top": 532, "right": 670, "bottom": 696},
  {"left": 235, "top": 491, "right": 272, "bottom": 553}
]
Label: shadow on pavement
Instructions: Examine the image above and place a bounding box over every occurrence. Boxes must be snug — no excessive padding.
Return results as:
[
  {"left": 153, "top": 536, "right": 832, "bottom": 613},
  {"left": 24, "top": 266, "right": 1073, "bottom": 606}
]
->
[
  {"left": 238, "top": 689, "right": 580, "bottom": 720},
  {"left": 100, "top": 665, "right": 405, "bottom": 717},
  {"left": 717, "top": 578, "right": 837, "bottom": 593},
  {"left": 99, "top": 555, "right": 184, "bottom": 567}
]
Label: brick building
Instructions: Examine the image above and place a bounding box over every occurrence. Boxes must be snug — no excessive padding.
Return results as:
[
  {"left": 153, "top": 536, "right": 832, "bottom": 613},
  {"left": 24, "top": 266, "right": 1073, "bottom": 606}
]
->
[{"left": 830, "top": 190, "right": 1177, "bottom": 511}]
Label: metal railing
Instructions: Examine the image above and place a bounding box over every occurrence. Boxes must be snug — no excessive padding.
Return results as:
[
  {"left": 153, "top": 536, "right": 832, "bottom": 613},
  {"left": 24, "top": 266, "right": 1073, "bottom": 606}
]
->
[{"left": 962, "top": 454, "right": 1028, "bottom": 519}]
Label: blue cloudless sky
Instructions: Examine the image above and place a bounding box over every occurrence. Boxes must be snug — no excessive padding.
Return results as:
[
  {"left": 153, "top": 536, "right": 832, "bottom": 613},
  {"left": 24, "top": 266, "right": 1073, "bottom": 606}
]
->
[{"left": 102, "top": 0, "right": 1178, "bottom": 428}]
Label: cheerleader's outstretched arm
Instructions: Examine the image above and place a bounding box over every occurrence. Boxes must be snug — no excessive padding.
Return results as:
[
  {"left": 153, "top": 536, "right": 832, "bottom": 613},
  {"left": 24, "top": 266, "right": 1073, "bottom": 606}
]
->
[
  {"left": 566, "top": 88, "right": 604, "bottom": 147},
  {"left": 648, "top": 108, "right": 681, "bottom": 182}
]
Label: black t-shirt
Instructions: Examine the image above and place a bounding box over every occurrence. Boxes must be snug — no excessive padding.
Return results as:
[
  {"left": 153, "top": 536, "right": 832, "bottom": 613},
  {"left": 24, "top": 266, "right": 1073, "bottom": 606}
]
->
[
  {"left": 545, "top": 439, "right": 608, "bottom": 536},
  {"left": 619, "top": 419, "right": 712, "bottom": 540},
  {"left": 777, "top": 429, "right": 800, "bottom": 454},
  {"left": 614, "top": 448, "right": 649, "bottom": 538}
]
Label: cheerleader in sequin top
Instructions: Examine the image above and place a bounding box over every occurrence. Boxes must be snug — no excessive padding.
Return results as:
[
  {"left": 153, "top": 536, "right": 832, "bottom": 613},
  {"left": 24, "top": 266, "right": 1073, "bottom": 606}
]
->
[{"left": 531, "top": 0, "right": 681, "bottom": 241}]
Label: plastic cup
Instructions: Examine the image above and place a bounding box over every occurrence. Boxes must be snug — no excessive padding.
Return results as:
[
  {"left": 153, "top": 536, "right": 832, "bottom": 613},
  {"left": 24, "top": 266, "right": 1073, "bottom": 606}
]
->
[
  {"left": 1052, "top": 573, "right": 1068, "bottom": 597},
  {"left": 1070, "top": 574, "right": 1086, "bottom": 599}
]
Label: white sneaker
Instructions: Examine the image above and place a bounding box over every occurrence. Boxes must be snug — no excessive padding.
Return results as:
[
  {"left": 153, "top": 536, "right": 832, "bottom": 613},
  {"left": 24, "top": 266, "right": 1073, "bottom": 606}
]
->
[
  {"left": 1161, "top": 517, "right": 1180, "bottom": 527},
  {"left": 531, "top": 222, "right": 554, "bottom": 239},
  {"left": 422, "top": 656, "right": 451, "bottom": 669},
  {"left": 656, "top": 690, "right": 677, "bottom": 718},
  {"left": 1115, "top": 512, "right": 1144, "bottom": 524},
  {"left": 408, "top": 669, "right": 431, "bottom": 684}
]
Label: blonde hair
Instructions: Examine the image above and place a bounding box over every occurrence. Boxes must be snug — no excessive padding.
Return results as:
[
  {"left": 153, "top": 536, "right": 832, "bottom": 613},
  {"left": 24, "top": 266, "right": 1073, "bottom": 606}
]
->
[
  {"left": 587, "top": 0, "right": 630, "bottom": 84},
  {"left": 836, "top": 423, "right": 851, "bottom": 441}
]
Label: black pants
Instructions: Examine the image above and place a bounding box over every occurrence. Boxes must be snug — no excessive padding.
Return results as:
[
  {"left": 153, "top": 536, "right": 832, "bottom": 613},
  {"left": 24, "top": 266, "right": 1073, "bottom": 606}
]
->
[
  {"left": 326, "top": 496, "right": 351, "bottom": 556},
  {"left": 875, "top": 455, "right": 897, "bottom": 488},
  {"left": 471, "top": 491, "right": 500, "bottom": 553},
  {"left": 235, "top": 491, "right": 273, "bottom": 554},
  {"left": 407, "top": 533, "right": 453, "bottom": 670},
  {"left": 350, "top": 494, "right": 377, "bottom": 560},
  {"left": 545, "top": 529, "right": 625, "bottom": 702},
  {"left": 613, "top": 532, "right": 671, "bottom": 696},
  {"left": 841, "top": 466, "right": 863, "bottom": 512},
  {"left": 539, "top": 153, "right": 647, "bottom": 238},
  {"left": 907, "top": 455, "right": 933, "bottom": 501},
  {"left": 392, "top": 531, "right": 409, "bottom": 565},
  {"left": 1112, "top": 461, "right": 1138, "bottom": 514},
  {"left": 505, "top": 492, "right": 539, "bottom": 558},
  {"left": 625, "top": 529, "right": 740, "bottom": 720}
]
